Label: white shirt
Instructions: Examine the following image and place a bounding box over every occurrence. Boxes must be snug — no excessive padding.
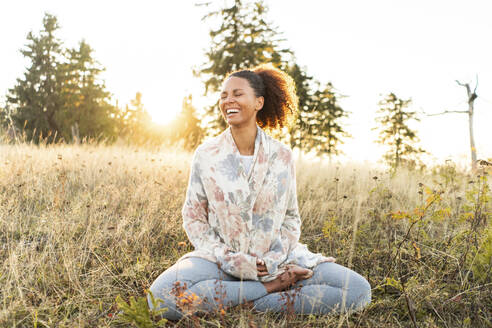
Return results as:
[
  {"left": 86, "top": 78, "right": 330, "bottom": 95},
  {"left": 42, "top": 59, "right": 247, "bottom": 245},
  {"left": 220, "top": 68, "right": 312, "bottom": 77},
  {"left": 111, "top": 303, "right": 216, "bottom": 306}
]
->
[{"left": 239, "top": 154, "right": 254, "bottom": 176}]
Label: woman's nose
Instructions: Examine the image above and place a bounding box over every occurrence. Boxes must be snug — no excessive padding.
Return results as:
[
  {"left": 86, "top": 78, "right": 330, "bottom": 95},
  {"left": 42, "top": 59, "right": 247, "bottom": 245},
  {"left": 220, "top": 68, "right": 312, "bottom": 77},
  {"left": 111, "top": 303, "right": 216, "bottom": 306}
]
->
[{"left": 223, "top": 95, "right": 234, "bottom": 103}]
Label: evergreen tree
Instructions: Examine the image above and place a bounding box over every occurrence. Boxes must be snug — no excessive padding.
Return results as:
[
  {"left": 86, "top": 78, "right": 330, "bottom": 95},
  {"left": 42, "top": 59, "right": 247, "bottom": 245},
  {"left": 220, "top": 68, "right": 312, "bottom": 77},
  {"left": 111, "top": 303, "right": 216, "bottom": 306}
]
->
[
  {"left": 374, "top": 93, "right": 425, "bottom": 170},
  {"left": 120, "top": 92, "right": 152, "bottom": 143},
  {"left": 305, "top": 82, "right": 350, "bottom": 159},
  {"left": 171, "top": 95, "right": 204, "bottom": 150},
  {"left": 284, "top": 63, "right": 314, "bottom": 151},
  {"left": 272, "top": 65, "right": 349, "bottom": 157},
  {"left": 7, "top": 13, "right": 119, "bottom": 143},
  {"left": 196, "top": 0, "right": 292, "bottom": 134},
  {"left": 196, "top": 0, "right": 348, "bottom": 156},
  {"left": 7, "top": 13, "right": 66, "bottom": 142},
  {"left": 63, "top": 40, "right": 118, "bottom": 141},
  {"left": 0, "top": 103, "right": 19, "bottom": 142},
  {"left": 0, "top": 104, "right": 6, "bottom": 129}
]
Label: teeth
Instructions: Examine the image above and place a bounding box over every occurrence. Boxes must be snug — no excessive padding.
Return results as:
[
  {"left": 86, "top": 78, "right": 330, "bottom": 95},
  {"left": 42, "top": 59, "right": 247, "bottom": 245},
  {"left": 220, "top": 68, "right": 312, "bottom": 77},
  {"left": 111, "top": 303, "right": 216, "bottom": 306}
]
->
[{"left": 227, "top": 109, "right": 239, "bottom": 114}]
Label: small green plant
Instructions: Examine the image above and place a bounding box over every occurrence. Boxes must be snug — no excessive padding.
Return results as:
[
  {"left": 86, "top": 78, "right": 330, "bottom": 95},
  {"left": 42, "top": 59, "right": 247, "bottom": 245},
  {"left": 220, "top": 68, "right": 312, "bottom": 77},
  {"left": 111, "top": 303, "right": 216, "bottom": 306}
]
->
[
  {"left": 472, "top": 224, "right": 492, "bottom": 282},
  {"left": 465, "top": 171, "right": 492, "bottom": 282},
  {"left": 322, "top": 216, "right": 337, "bottom": 239},
  {"left": 115, "top": 291, "right": 168, "bottom": 327},
  {"left": 459, "top": 172, "right": 491, "bottom": 283}
]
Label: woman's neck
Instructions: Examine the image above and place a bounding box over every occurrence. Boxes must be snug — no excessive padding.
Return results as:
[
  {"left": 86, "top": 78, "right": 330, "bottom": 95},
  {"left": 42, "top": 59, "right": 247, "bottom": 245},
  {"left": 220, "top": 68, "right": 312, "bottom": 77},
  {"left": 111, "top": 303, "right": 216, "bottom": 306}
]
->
[{"left": 230, "top": 123, "right": 257, "bottom": 155}]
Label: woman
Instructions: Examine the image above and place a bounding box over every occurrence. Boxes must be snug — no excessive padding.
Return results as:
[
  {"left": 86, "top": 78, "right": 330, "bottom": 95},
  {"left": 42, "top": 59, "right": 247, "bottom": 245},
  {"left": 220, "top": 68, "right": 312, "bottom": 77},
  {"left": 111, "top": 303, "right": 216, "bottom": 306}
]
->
[{"left": 148, "top": 64, "right": 371, "bottom": 320}]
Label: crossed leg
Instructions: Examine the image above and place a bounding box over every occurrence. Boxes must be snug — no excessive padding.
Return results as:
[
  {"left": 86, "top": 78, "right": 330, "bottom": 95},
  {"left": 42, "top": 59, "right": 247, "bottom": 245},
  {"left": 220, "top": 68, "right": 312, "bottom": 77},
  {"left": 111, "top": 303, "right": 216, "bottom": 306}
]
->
[
  {"left": 148, "top": 257, "right": 268, "bottom": 321},
  {"left": 253, "top": 261, "right": 371, "bottom": 314},
  {"left": 148, "top": 258, "right": 371, "bottom": 321}
]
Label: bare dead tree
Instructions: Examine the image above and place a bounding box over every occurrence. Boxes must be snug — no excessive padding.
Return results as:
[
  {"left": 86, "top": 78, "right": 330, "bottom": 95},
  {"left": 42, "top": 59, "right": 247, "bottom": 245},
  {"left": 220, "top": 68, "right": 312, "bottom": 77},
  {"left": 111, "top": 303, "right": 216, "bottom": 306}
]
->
[{"left": 427, "top": 77, "right": 479, "bottom": 170}]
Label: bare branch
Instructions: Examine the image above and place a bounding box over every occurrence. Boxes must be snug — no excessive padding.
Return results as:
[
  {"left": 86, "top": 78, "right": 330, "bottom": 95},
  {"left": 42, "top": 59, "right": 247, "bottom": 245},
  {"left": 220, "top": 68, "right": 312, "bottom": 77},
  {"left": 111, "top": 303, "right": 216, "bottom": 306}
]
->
[
  {"left": 473, "top": 74, "right": 479, "bottom": 94},
  {"left": 195, "top": 1, "right": 212, "bottom": 8},
  {"left": 456, "top": 80, "right": 466, "bottom": 87},
  {"left": 426, "top": 110, "right": 468, "bottom": 116}
]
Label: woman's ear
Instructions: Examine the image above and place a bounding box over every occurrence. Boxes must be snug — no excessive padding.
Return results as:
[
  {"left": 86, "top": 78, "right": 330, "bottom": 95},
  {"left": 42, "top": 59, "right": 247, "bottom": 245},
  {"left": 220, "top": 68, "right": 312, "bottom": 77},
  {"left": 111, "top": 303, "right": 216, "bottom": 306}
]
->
[{"left": 256, "top": 96, "right": 264, "bottom": 111}]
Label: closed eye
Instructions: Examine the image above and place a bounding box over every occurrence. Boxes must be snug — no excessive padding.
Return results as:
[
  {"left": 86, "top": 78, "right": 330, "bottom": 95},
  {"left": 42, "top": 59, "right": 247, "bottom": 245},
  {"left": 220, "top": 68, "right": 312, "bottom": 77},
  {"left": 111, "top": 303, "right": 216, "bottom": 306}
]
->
[{"left": 220, "top": 93, "right": 242, "bottom": 99}]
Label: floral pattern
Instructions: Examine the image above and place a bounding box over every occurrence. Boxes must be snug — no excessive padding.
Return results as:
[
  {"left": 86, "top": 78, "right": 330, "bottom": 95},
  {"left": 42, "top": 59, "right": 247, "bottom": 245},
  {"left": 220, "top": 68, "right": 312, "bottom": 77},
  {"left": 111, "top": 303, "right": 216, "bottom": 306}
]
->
[{"left": 179, "top": 125, "right": 331, "bottom": 281}]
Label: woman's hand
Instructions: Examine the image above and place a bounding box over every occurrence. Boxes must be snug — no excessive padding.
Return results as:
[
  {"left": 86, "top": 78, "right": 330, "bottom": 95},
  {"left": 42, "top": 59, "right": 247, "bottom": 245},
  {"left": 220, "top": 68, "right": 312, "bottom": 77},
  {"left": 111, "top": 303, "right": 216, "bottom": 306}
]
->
[
  {"left": 262, "top": 265, "right": 313, "bottom": 293},
  {"left": 256, "top": 259, "right": 269, "bottom": 277}
]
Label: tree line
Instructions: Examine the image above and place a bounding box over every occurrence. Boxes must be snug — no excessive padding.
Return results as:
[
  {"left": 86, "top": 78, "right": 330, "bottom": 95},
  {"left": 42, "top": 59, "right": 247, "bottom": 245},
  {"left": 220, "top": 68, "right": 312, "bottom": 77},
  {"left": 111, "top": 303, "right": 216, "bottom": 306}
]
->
[
  {"left": 0, "top": 14, "right": 203, "bottom": 151},
  {"left": 1, "top": 1, "right": 479, "bottom": 170}
]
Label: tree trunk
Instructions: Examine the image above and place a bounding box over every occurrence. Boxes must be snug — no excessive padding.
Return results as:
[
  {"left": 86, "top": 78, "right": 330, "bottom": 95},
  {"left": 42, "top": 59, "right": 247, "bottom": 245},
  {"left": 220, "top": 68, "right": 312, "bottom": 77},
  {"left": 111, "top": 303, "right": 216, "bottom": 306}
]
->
[
  {"left": 468, "top": 108, "right": 477, "bottom": 170},
  {"left": 427, "top": 79, "right": 479, "bottom": 171},
  {"left": 462, "top": 82, "right": 477, "bottom": 170},
  {"left": 71, "top": 122, "right": 80, "bottom": 144},
  {"left": 45, "top": 109, "right": 60, "bottom": 142}
]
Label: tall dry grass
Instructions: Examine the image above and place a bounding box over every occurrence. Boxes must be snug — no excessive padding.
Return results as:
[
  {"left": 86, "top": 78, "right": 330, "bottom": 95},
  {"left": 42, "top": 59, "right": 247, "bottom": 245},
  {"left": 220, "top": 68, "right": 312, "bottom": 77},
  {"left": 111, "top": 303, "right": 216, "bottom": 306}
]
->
[{"left": 0, "top": 143, "right": 490, "bottom": 327}]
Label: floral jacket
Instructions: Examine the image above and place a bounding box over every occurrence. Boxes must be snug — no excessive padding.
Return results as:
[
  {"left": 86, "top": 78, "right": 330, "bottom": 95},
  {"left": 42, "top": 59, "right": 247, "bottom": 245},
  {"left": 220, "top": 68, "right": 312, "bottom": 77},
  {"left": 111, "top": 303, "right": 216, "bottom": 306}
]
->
[{"left": 179, "top": 125, "right": 330, "bottom": 281}]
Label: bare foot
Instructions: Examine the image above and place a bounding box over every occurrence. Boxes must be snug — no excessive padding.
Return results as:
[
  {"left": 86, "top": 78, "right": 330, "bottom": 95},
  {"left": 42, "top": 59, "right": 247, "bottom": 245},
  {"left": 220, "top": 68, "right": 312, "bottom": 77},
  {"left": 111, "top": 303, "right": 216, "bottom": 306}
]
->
[
  {"left": 262, "top": 265, "right": 313, "bottom": 293},
  {"left": 285, "top": 264, "right": 313, "bottom": 281}
]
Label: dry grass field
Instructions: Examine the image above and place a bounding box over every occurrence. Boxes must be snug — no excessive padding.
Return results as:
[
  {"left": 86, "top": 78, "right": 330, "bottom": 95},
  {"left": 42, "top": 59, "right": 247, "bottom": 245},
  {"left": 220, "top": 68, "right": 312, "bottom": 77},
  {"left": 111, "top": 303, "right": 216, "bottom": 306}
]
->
[{"left": 0, "top": 143, "right": 491, "bottom": 327}]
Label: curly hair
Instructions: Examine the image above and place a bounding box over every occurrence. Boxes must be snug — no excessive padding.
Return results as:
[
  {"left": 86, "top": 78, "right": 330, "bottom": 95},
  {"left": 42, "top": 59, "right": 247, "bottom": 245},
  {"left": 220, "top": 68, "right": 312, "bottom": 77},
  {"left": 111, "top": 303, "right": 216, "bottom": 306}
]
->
[{"left": 228, "top": 64, "right": 298, "bottom": 130}]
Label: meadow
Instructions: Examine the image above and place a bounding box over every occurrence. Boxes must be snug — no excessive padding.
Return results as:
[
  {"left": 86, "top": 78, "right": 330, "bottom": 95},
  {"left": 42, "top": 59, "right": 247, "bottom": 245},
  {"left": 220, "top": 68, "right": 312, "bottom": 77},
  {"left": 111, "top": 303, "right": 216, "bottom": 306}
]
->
[{"left": 0, "top": 142, "right": 490, "bottom": 327}]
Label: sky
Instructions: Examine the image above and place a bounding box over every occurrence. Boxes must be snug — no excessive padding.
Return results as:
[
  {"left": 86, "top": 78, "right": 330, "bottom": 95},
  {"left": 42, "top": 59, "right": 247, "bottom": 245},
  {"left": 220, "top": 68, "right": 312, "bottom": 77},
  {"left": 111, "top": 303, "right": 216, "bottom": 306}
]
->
[{"left": 1, "top": 0, "right": 491, "bottom": 166}]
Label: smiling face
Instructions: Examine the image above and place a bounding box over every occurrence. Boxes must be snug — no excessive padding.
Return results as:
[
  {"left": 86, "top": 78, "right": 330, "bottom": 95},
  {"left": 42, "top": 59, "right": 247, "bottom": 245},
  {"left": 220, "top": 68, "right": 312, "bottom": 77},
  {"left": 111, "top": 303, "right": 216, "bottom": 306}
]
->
[{"left": 219, "top": 76, "right": 264, "bottom": 128}]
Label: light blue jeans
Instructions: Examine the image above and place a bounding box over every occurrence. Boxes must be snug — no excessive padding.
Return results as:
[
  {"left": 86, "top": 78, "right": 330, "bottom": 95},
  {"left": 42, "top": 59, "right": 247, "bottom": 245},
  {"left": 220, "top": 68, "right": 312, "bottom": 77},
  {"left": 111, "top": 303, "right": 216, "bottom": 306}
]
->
[{"left": 148, "top": 257, "right": 371, "bottom": 321}]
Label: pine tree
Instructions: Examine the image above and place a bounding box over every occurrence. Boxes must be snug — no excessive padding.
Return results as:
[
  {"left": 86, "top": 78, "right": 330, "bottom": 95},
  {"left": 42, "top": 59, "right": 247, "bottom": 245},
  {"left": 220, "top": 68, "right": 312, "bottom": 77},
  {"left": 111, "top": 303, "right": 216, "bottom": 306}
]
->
[
  {"left": 119, "top": 92, "right": 152, "bottom": 144},
  {"left": 196, "top": 0, "right": 292, "bottom": 134},
  {"left": 374, "top": 93, "right": 425, "bottom": 170},
  {"left": 7, "top": 13, "right": 66, "bottom": 142},
  {"left": 63, "top": 40, "right": 118, "bottom": 141},
  {"left": 0, "top": 103, "right": 18, "bottom": 142},
  {"left": 0, "top": 104, "right": 6, "bottom": 129},
  {"left": 274, "top": 65, "right": 349, "bottom": 158},
  {"left": 7, "top": 13, "right": 119, "bottom": 143},
  {"left": 171, "top": 95, "right": 204, "bottom": 150},
  {"left": 284, "top": 63, "right": 314, "bottom": 151},
  {"left": 305, "top": 82, "right": 350, "bottom": 160}
]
